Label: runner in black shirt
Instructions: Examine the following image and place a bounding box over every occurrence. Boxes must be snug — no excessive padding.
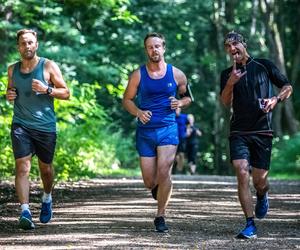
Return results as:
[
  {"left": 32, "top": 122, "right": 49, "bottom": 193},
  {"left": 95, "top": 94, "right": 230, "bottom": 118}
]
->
[{"left": 220, "top": 31, "right": 293, "bottom": 239}]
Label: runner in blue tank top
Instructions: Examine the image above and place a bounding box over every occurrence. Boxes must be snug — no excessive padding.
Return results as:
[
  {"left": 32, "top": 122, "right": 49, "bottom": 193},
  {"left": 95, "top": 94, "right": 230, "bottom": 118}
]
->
[
  {"left": 6, "top": 29, "right": 70, "bottom": 230},
  {"left": 123, "top": 32, "right": 192, "bottom": 232}
]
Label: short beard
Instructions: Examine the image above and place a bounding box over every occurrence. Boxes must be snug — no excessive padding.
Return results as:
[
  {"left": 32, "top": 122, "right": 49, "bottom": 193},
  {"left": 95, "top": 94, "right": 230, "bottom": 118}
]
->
[
  {"left": 22, "top": 51, "right": 36, "bottom": 60},
  {"left": 149, "top": 55, "right": 161, "bottom": 63}
]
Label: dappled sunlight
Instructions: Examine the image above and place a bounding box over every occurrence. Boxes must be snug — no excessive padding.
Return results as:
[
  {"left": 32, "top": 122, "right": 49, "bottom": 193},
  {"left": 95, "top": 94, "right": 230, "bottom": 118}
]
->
[
  {"left": 1, "top": 176, "right": 299, "bottom": 249},
  {"left": 173, "top": 180, "right": 237, "bottom": 186}
]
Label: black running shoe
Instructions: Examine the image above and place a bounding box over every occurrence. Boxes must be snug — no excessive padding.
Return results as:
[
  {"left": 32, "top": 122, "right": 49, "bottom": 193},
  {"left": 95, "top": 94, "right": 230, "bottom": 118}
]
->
[
  {"left": 154, "top": 216, "right": 169, "bottom": 233},
  {"left": 151, "top": 185, "right": 158, "bottom": 200}
]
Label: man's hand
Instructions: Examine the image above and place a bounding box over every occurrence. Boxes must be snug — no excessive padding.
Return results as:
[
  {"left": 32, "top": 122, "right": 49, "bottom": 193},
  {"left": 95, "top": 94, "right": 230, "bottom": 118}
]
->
[
  {"left": 6, "top": 88, "right": 17, "bottom": 102},
  {"left": 227, "top": 60, "right": 247, "bottom": 86},
  {"left": 32, "top": 79, "right": 48, "bottom": 94},
  {"left": 169, "top": 96, "right": 182, "bottom": 110},
  {"left": 137, "top": 109, "right": 152, "bottom": 124},
  {"left": 260, "top": 96, "right": 279, "bottom": 113}
]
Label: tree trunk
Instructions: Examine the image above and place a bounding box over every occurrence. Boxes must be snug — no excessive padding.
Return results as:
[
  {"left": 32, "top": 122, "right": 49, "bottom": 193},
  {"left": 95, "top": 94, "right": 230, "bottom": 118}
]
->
[
  {"left": 259, "top": 0, "right": 299, "bottom": 136},
  {"left": 212, "top": 0, "right": 233, "bottom": 175}
]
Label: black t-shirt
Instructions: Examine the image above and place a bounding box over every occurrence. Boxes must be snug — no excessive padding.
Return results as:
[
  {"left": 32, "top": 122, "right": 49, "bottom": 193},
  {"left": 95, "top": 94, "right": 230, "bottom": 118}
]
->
[{"left": 220, "top": 58, "right": 290, "bottom": 134}]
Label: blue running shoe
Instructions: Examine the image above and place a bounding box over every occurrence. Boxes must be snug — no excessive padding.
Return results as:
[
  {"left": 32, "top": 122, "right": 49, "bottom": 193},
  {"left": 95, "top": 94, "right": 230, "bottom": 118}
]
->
[
  {"left": 236, "top": 224, "right": 257, "bottom": 239},
  {"left": 255, "top": 193, "right": 269, "bottom": 219},
  {"left": 19, "top": 210, "right": 35, "bottom": 230},
  {"left": 40, "top": 201, "right": 52, "bottom": 223}
]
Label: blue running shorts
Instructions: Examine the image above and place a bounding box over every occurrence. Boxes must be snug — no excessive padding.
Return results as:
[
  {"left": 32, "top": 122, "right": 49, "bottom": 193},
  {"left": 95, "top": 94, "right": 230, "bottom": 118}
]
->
[{"left": 136, "top": 123, "right": 179, "bottom": 157}]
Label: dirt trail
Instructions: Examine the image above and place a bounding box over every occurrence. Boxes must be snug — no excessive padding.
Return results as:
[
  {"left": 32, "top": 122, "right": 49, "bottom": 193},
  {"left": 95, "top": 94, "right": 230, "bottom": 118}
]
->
[{"left": 0, "top": 175, "right": 299, "bottom": 249}]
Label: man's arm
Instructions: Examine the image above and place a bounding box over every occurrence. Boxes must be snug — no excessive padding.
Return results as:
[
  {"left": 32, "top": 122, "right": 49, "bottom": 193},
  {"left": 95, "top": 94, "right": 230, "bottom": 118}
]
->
[
  {"left": 262, "top": 84, "right": 293, "bottom": 113},
  {"left": 220, "top": 60, "right": 246, "bottom": 107},
  {"left": 220, "top": 81, "right": 234, "bottom": 107},
  {"left": 277, "top": 85, "right": 293, "bottom": 101},
  {"left": 6, "top": 65, "right": 17, "bottom": 102},
  {"left": 122, "top": 69, "right": 152, "bottom": 124},
  {"left": 173, "top": 67, "right": 191, "bottom": 109},
  {"left": 32, "top": 60, "right": 70, "bottom": 100}
]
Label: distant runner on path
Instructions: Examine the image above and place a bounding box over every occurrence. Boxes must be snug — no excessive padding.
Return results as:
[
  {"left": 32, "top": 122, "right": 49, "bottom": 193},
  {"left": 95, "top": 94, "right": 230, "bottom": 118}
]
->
[{"left": 123, "top": 32, "right": 192, "bottom": 232}]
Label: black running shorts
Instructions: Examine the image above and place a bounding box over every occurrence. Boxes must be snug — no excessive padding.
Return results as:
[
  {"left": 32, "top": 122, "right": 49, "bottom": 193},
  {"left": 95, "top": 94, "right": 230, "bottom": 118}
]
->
[
  {"left": 229, "top": 134, "right": 272, "bottom": 170},
  {"left": 11, "top": 123, "right": 57, "bottom": 164}
]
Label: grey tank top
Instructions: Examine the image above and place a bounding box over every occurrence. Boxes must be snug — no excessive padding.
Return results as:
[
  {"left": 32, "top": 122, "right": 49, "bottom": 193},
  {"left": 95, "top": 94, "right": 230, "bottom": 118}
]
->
[{"left": 12, "top": 57, "right": 56, "bottom": 132}]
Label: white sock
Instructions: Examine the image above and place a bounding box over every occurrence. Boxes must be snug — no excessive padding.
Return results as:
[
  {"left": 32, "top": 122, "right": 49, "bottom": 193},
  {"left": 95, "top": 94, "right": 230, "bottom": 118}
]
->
[
  {"left": 21, "top": 204, "right": 30, "bottom": 213},
  {"left": 42, "top": 192, "right": 52, "bottom": 203}
]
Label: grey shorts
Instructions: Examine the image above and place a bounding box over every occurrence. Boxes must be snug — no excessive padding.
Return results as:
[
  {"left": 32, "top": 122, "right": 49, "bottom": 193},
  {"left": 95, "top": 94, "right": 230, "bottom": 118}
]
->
[{"left": 11, "top": 123, "right": 57, "bottom": 164}]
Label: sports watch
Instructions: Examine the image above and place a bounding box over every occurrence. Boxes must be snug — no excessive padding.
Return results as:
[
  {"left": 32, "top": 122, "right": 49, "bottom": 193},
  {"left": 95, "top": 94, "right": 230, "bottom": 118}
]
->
[{"left": 46, "top": 86, "right": 53, "bottom": 95}]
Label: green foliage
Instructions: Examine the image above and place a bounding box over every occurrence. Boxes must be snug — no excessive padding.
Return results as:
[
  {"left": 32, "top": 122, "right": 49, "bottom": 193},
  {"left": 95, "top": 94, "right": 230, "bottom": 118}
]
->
[
  {"left": 0, "top": 75, "right": 14, "bottom": 178},
  {"left": 0, "top": 77, "right": 138, "bottom": 180},
  {"left": 54, "top": 80, "right": 139, "bottom": 180},
  {"left": 0, "top": 0, "right": 299, "bottom": 179},
  {"left": 271, "top": 133, "right": 300, "bottom": 179}
]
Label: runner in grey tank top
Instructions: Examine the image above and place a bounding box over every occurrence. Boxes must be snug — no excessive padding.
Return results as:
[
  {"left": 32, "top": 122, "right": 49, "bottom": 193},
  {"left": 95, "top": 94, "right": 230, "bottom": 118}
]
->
[
  {"left": 12, "top": 57, "right": 56, "bottom": 132},
  {"left": 6, "top": 29, "right": 70, "bottom": 230}
]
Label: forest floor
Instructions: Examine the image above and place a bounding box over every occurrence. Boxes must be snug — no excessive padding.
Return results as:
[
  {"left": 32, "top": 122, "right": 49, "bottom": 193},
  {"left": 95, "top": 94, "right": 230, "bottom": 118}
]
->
[{"left": 0, "top": 175, "right": 299, "bottom": 250}]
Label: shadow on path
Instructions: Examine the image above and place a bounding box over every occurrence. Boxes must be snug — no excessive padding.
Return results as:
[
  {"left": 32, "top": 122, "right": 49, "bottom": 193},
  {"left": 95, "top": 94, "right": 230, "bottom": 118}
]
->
[{"left": 0, "top": 175, "right": 299, "bottom": 249}]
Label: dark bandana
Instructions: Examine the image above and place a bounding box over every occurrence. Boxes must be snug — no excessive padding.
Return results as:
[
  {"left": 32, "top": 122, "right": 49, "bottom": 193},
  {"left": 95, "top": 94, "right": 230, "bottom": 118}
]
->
[{"left": 224, "top": 31, "right": 246, "bottom": 46}]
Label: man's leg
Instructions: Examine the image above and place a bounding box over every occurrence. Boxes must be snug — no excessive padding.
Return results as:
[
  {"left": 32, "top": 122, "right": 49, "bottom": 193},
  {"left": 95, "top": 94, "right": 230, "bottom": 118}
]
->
[
  {"left": 15, "top": 155, "right": 32, "bottom": 205},
  {"left": 156, "top": 145, "right": 177, "bottom": 217},
  {"left": 38, "top": 160, "right": 54, "bottom": 194},
  {"left": 233, "top": 159, "right": 257, "bottom": 239},
  {"left": 176, "top": 152, "right": 185, "bottom": 173},
  {"left": 38, "top": 160, "right": 54, "bottom": 223},
  {"left": 252, "top": 168, "right": 269, "bottom": 197},
  {"left": 252, "top": 167, "right": 269, "bottom": 219},
  {"left": 233, "top": 159, "right": 254, "bottom": 217},
  {"left": 15, "top": 155, "right": 35, "bottom": 230},
  {"left": 140, "top": 157, "right": 157, "bottom": 190}
]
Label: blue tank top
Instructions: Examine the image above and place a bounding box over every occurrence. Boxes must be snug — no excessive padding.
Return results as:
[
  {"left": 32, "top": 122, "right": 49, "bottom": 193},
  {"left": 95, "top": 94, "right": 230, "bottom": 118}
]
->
[
  {"left": 137, "top": 64, "right": 177, "bottom": 128},
  {"left": 12, "top": 57, "right": 56, "bottom": 132}
]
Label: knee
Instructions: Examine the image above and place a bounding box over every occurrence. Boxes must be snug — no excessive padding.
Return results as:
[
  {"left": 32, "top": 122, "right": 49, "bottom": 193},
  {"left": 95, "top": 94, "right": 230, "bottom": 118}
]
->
[
  {"left": 143, "top": 178, "right": 155, "bottom": 189},
  {"left": 157, "top": 168, "right": 171, "bottom": 184},
  {"left": 253, "top": 180, "right": 268, "bottom": 192},
  {"left": 39, "top": 163, "right": 53, "bottom": 177},
  {"left": 233, "top": 161, "right": 250, "bottom": 184},
  {"left": 15, "top": 162, "right": 31, "bottom": 177}
]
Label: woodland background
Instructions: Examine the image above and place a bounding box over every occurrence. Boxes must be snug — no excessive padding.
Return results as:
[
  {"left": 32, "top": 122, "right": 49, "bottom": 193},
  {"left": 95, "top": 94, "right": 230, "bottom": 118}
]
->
[{"left": 0, "top": 0, "right": 299, "bottom": 180}]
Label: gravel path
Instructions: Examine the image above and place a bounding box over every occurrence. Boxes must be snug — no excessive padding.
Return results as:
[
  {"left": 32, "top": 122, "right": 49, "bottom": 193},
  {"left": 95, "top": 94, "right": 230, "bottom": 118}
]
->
[{"left": 0, "top": 175, "right": 299, "bottom": 249}]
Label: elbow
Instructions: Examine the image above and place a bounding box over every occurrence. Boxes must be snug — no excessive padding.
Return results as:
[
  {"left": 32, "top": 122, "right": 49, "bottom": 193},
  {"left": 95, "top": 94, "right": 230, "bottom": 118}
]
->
[
  {"left": 220, "top": 90, "right": 232, "bottom": 107},
  {"left": 220, "top": 96, "right": 231, "bottom": 107},
  {"left": 122, "top": 98, "right": 127, "bottom": 109}
]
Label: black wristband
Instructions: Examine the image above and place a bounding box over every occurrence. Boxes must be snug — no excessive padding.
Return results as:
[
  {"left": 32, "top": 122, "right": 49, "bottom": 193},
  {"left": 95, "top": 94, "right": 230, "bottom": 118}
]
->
[{"left": 276, "top": 96, "right": 281, "bottom": 103}]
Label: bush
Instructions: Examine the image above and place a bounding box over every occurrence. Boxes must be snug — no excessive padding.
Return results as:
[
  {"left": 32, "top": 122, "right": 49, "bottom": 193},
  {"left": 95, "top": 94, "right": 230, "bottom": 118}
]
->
[
  {"left": 271, "top": 133, "right": 300, "bottom": 179},
  {"left": 0, "top": 78, "right": 139, "bottom": 180},
  {"left": 0, "top": 75, "right": 15, "bottom": 178}
]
